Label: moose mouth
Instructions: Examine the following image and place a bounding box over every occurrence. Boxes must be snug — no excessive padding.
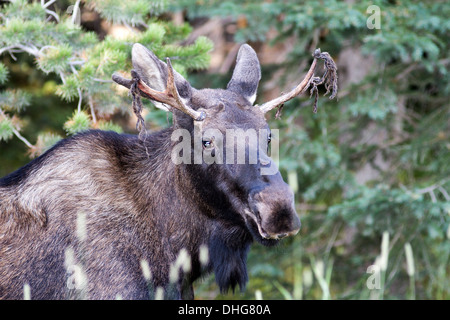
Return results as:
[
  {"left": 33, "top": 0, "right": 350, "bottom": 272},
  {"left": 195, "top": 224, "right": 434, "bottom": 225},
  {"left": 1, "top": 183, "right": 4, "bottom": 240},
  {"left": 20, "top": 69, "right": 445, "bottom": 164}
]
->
[{"left": 243, "top": 209, "right": 282, "bottom": 246}]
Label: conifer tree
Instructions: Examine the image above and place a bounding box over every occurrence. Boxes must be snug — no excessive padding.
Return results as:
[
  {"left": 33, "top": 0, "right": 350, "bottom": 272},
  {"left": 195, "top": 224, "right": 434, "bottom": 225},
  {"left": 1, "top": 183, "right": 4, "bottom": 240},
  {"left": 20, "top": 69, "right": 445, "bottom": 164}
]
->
[{"left": 0, "top": 0, "right": 212, "bottom": 156}]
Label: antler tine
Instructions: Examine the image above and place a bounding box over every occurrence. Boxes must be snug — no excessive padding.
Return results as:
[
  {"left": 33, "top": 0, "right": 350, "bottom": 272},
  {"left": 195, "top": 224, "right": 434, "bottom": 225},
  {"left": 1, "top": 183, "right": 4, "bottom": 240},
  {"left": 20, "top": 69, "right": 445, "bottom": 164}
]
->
[
  {"left": 258, "top": 59, "right": 317, "bottom": 113},
  {"left": 137, "top": 58, "right": 206, "bottom": 121},
  {"left": 258, "top": 48, "right": 338, "bottom": 114}
]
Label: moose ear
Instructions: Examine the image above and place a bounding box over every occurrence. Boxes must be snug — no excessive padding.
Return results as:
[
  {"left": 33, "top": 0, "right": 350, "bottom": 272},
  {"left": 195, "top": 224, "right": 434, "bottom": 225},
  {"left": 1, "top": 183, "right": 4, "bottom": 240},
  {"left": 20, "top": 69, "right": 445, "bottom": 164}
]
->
[
  {"left": 226, "top": 44, "right": 261, "bottom": 105},
  {"left": 131, "top": 43, "right": 193, "bottom": 111}
]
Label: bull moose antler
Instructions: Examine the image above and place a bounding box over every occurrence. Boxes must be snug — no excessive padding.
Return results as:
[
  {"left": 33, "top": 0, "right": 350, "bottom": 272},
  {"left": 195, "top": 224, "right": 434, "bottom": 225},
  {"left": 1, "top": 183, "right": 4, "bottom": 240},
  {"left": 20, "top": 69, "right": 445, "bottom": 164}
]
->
[
  {"left": 140, "top": 59, "right": 206, "bottom": 121},
  {"left": 112, "top": 47, "right": 337, "bottom": 121},
  {"left": 112, "top": 58, "right": 206, "bottom": 122},
  {"left": 258, "top": 48, "right": 338, "bottom": 115}
]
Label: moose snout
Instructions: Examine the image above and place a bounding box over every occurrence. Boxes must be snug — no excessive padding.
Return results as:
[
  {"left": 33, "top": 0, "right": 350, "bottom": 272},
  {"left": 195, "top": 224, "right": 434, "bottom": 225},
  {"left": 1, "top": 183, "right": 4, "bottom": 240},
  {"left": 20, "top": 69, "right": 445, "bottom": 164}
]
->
[{"left": 248, "top": 182, "right": 301, "bottom": 240}]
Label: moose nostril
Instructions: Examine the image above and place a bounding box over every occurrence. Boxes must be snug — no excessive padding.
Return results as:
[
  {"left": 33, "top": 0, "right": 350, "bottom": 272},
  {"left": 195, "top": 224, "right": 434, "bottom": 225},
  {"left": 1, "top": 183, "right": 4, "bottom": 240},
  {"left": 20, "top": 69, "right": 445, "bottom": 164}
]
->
[{"left": 277, "top": 233, "right": 288, "bottom": 239}]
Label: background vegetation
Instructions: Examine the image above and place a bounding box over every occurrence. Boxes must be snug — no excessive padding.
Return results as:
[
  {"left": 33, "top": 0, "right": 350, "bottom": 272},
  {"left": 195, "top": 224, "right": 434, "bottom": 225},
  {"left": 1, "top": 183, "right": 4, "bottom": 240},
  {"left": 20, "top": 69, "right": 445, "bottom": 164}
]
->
[{"left": 0, "top": 0, "right": 448, "bottom": 299}]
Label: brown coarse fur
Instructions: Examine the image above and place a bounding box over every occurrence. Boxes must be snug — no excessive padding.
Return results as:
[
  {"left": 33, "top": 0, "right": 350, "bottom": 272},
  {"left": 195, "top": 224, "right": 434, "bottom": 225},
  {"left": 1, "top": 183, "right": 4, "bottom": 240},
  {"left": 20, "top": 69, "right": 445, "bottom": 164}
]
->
[{"left": 1, "top": 129, "right": 204, "bottom": 299}]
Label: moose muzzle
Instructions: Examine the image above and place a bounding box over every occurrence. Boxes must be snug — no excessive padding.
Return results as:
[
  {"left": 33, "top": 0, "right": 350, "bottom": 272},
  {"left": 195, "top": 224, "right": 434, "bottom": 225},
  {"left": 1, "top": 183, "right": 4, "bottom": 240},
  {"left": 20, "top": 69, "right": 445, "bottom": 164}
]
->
[{"left": 247, "top": 175, "right": 301, "bottom": 240}]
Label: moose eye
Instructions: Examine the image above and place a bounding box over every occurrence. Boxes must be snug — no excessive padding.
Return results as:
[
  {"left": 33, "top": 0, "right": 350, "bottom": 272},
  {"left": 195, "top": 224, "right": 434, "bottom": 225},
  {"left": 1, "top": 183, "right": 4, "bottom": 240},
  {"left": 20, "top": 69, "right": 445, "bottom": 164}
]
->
[{"left": 202, "top": 139, "right": 213, "bottom": 149}]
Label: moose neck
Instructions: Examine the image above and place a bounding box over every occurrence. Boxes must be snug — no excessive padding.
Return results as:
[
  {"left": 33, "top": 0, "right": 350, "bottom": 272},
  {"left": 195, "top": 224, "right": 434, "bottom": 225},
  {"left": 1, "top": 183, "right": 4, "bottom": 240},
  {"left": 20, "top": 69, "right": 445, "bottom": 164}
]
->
[
  {"left": 129, "top": 125, "right": 253, "bottom": 290},
  {"left": 127, "top": 127, "right": 214, "bottom": 249}
]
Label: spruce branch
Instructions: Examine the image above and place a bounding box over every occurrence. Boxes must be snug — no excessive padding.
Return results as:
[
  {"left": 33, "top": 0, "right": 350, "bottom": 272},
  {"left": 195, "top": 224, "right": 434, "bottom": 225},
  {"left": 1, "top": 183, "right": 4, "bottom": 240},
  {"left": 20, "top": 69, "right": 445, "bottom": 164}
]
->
[{"left": 0, "top": 108, "right": 34, "bottom": 148}]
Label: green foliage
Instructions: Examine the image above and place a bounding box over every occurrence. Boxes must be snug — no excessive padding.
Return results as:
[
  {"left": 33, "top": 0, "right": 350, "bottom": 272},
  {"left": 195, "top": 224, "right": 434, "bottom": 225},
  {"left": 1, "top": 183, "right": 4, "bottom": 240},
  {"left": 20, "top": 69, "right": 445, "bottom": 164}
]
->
[
  {"left": 34, "top": 132, "right": 63, "bottom": 156},
  {"left": 328, "top": 183, "right": 450, "bottom": 239},
  {"left": 63, "top": 110, "right": 91, "bottom": 135},
  {"left": 0, "top": 117, "right": 14, "bottom": 141},
  {"left": 0, "top": 62, "right": 9, "bottom": 84},
  {"left": 85, "top": 0, "right": 168, "bottom": 26},
  {"left": 0, "top": 0, "right": 212, "bottom": 164},
  {"left": 347, "top": 87, "right": 398, "bottom": 120},
  {"left": 56, "top": 74, "right": 81, "bottom": 102},
  {"left": 97, "top": 120, "right": 123, "bottom": 133},
  {"left": 0, "top": 90, "right": 31, "bottom": 112},
  {"left": 37, "top": 44, "right": 74, "bottom": 74}
]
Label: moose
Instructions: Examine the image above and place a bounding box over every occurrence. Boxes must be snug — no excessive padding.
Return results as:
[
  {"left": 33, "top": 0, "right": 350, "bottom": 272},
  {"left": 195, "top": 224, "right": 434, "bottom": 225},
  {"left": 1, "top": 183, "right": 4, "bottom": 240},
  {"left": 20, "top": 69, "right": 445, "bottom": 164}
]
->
[{"left": 0, "top": 43, "right": 337, "bottom": 299}]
